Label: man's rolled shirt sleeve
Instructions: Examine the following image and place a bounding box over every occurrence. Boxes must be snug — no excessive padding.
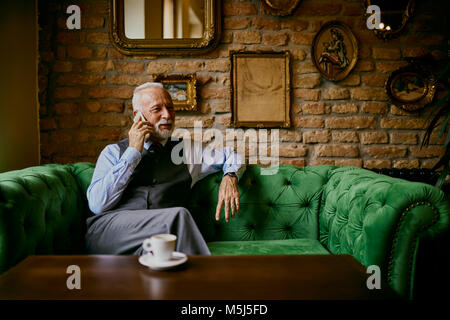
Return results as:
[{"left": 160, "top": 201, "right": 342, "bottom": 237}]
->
[{"left": 87, "top": 145, "right": 142, "bottom": 214}]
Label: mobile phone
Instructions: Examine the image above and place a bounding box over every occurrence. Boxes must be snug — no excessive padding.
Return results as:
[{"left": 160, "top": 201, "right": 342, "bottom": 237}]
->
[{"left": 133, "top": 111, "right": 147, "bottom": 122}]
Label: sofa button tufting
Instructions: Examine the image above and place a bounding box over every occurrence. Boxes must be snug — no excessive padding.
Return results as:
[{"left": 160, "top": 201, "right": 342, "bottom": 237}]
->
[
  {"left": 285, "top": 226, "right": 292, "bottom": 231},
  {"left": 286, "top": 180, "right": 291, "bottom": 186}
]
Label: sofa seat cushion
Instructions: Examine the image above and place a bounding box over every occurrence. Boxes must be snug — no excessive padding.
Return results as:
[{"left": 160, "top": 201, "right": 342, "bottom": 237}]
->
[{"left": 207, "top": 239, "right": 330, "bottom": 255}]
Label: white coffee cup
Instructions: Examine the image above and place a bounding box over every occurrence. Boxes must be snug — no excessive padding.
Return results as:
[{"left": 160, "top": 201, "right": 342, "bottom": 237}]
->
[{"left": 143, "top": 234, "right": 177, "bottom": 262}]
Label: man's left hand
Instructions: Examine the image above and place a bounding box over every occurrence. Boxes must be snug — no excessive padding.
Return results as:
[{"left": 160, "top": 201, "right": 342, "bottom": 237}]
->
[{"left": 216, "top": 175, "right": 240, "bottom": 223}]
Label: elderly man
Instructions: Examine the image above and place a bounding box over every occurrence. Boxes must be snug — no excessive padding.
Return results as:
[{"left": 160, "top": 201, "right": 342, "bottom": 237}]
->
[{"left": 86, "top": 82, "right": 245, "bottom": 255}]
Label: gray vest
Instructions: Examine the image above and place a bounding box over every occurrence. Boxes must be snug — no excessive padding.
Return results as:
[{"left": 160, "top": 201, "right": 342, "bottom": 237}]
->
[{"left": 111, "top": 138, "right": 192, "bottom": 211}]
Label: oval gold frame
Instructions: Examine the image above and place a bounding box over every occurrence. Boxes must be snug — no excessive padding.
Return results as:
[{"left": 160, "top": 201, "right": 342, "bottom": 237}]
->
[
  {"left": 109, "top": 0, "right": 221, "bottom": 56},
  {"left": 260, "top": 0, "right": 302, "bottom": 16},
  {"left": 311, "top": 21, "right": 358, "bottom": 82},
  {"left": 385, "top": 64, "right": 437, "bottom": 112}
]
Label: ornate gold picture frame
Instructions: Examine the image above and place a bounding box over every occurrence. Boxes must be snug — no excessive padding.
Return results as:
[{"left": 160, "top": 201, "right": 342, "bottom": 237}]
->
[
  {"left": 386, "top": 64, "right": 437, "bottom": 112},
  {"left": 312, "top": 21, "right": 358, "bottom": 81},
  {"left": 109, "top": 0, "right": 221, "bottom": 56},
  {"left": 154, "top": 74, "right": 197, "bottom": 112},
  {"left": 231, "top": 51, "right": 291, "bottom": 128},
  {"left": 260, "top": 0, "right": 302, "bottom": 16}
]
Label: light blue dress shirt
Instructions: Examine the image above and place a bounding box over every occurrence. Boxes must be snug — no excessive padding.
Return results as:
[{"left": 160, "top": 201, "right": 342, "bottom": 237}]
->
[{"left": 87, "top": 139, "right": 246, "bottom": 214}]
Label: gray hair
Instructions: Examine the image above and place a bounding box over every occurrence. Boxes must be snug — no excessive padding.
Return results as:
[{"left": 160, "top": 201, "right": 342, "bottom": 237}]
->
[{"left": 132, "top": 82, "right": 164, "bottom": 112}]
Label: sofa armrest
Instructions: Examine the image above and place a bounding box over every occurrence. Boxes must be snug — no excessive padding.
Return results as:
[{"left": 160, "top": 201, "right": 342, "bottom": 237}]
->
[
  {"left": 319, "top": 166, "right": 450, "bottom": 299},
  {"left": 0, "top": 164, "right": 88, "bottom": 274}
]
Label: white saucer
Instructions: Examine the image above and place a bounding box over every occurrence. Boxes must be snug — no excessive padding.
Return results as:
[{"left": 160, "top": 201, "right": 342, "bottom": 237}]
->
[{"left": 139, "top": 252, "right": 188, "bottom": 271}]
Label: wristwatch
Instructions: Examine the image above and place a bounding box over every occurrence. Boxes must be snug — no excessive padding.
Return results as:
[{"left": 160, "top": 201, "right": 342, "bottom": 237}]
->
[{"left": 224, "top": 172, "right": 238, "bottom": 179}]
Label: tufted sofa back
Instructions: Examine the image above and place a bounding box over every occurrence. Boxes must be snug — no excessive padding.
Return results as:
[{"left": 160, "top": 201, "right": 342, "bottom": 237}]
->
[
  {"left": 0, "top": 162, "right": 94, "bottom": 273},
  {"left": 188, "top": 165, "right": 334, "bottom": 242}
]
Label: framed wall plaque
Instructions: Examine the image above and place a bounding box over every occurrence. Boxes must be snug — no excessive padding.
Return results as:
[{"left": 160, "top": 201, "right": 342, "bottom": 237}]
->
[
  {"left": 260, "top": 0, "right": 302, "bottom": 16},
  {"left": 154, "top": 74, "right": 197, "bottom": 111},
  {"left": 312, "top": 21, "right": 358, "bottom": 81},
  {"left": 386, "top": 64, "right": 437, "bottom": 112},
  {"left": 231, "top": 51, "right": 291, "bottom": 128}
]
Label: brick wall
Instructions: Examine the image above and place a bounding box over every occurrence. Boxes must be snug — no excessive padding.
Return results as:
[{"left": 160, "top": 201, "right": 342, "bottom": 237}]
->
[{"left": 38, "top": 0, "right": 448, "bottom": 168}]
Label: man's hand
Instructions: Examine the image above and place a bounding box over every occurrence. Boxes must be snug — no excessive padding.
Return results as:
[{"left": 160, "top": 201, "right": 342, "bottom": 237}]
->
[
  {"left": 128, "top": 119, "right": 154, "bottom": 153},
  {"left": 215, "top": 175, "right": 240, "bottom": 223}
]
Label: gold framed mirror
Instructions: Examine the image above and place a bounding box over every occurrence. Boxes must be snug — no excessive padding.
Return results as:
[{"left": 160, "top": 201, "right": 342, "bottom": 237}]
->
[
  {"left": 365, "top": 0, "right": 415, "bottom": 40},
  {"left": 110, "top": 0, "right": 221, "bottom": 55}
]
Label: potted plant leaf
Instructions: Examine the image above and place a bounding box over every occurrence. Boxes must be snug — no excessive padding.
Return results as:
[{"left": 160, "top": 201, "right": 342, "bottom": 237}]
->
[{"left": 421, "top": 61, "right": 450, "bottom": 188}]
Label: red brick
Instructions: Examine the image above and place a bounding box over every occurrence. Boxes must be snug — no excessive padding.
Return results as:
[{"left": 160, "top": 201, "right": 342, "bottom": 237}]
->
[
  {"left": 316, "top": 145, "right": 359, "bottom": 157},
  {"left": 263, "top": 33, "right": 288, "bottom": 46},
  {"left": 252, "top": 17, "right": 280, "bottom": 30},
  {"left": 294, "top": 89, "right": 320, "bottom": 101},
  {"left": 380, "top": 118, "right": 425, "bottom": 129},
  {"left": 58, "top": 116, "right": 81, "bottom": 129},
  {"left": 280, "top": 20, "right": 308, "bottom": 31},
  {"left": 301, "top": 102, "right": 329, "bottom": 115},
  {"left": 101, "top": 101, "right": 125, "bottom": 113},
  {"left": 234, "top": 31, "right": 261, "bottom": 44},
  {"left": 410, "top": 146, "right": 445, "bottom": 158},
  {"left": 86, "top": 32, "right": 109, "bottom": 44},
  {"left": 293, "top": 75, "right": 321, "bottom": 89},
  {"left": 361, "top": 73, "right": 388, "bottom": 87},
  {"left": 54, "top": 87, "right": 82, "bottom": 99},
  {"left": 303, "top": 130, "right": 330, "bottom": 143},
  {"left": 326, "top": 116, "right": 376, "bottom": 129},
  {"left": 293, "top": 117, "right": 324, "bottom": 128},
  {"left": 363, "top": 146, "right": 407, "bottom": 158},
  {"left": 372, "top": 47, "right": 401, "bottom": 60},
  {"left": 390, "top": 133, "right": 417, "bottom": 145},
  {"left": 335, "top": 159, "right": 363, "bottom": 167},
  {"left": 322, "top": 88, "right": 350, "bottom": 100},
  {"left": 361, "top": 102, "right": 388, "bottom": 114},
  {"left": 56, "top": 32, "right": 79, "bottom": 44},
  {"left": 332, "top": 103, "right": 358, "bottom": 114},
  {"left": 200, "top": 87, "right": 230, "bottom": 99},
  {"left": 224, "top": 17, "right": 251, "bottom": 30},
  {"left": 88, "top": 87, "right": 133, "bottom": 99},
  {"left": 393, "top": 160, "right": 419, "bottom": 169},
  {"left": 223, "top": 3, "right": 257, "bottom": 15},
  {"left": 115, "top": 61, "right": 145, "bottom": 74},
  {"left": 290, "top": 33, "right": 315, "bottom": 45},
  {"left": 54, "top": 102, "right": 79, "bottom": 115},
  {"left": 360, "top": 132, "right": 388, "bottom": 144},
  {"left": 40, "top": 119, "right": 57, "bottom": 131},
  {"left": 53, "top": 61, "right": 72, "bottom": 73},
  {"left": 364, "top": 160, "right": 391, "bottom": 169},
  {"left": 204, "top": 59, "right": 230, "bottom": 72},
  {"left": 295, "top": 3, "right": 342, "bottom": 16},
  {"left": 82, "top": 17, "right": 104, "bottom": 29},
  {"left": 175, "top": 61, "right": 204, "bottom": 72},
  {"left": 351, "top": 88, "right": 388, "bottom": 101},
  {"left": 332, "top": 131, "right": 359, "bottom": 143},
  {"left": 67, "top": 46, "right": 93, "bottom": 59},
  {"left": 147, "top": 61, "right": 174, "bottom": 74}
]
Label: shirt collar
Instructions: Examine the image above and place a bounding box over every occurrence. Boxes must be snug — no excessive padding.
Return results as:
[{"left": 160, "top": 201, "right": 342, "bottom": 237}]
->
[{"left": 144, "top": 138, "right": 168, "bottom": 151}]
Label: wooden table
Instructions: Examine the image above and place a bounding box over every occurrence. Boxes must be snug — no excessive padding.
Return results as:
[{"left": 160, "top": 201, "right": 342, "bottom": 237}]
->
[{"left": 0, "top": 254, "right": 398, "bottom": 300}]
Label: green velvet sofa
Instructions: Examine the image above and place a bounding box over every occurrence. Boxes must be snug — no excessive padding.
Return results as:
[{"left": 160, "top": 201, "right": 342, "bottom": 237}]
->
[{"left": 0, "top": 162, "right": 449, "bottom": 300}]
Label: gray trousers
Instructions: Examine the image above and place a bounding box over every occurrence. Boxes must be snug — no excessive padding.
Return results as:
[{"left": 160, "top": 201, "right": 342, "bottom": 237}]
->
[{"left": 85, "top": 207, "right": 211, "bottom": 255}]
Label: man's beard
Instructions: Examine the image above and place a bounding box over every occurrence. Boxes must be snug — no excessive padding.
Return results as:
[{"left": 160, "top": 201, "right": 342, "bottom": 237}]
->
[{"left": 153, "top": 119, "right": 174, "bottom": 139}]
